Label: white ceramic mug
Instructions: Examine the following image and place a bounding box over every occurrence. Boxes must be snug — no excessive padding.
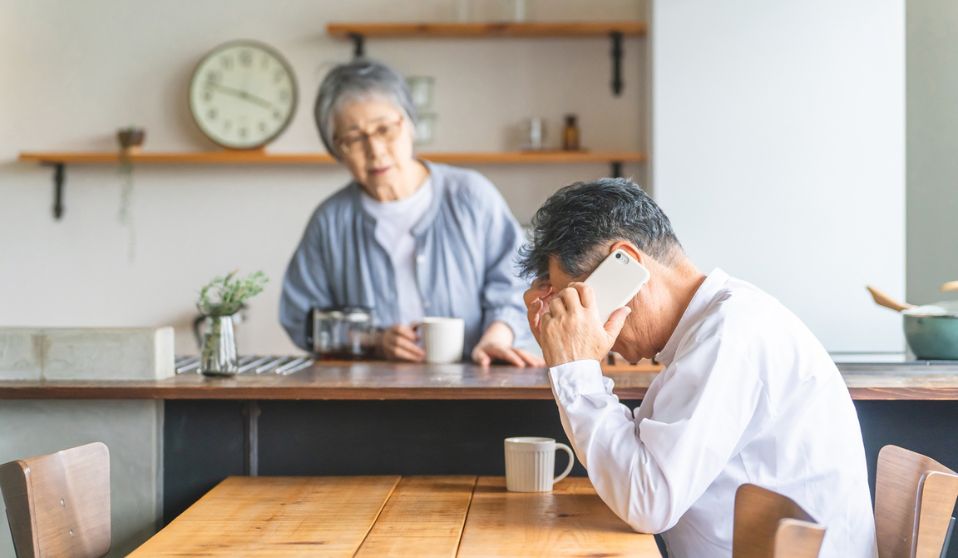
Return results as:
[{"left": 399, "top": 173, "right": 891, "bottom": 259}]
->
[
  {"left": 419, "top": 317, "right": 465, "bottom": 364},
  {"left": 504, "top": 437, "right": 575, "bottom": 492}
]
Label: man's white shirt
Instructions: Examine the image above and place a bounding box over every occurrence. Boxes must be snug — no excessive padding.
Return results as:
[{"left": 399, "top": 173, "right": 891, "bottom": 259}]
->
[{"left": 549, "top": 269, "right": 877, "bottom": 558}]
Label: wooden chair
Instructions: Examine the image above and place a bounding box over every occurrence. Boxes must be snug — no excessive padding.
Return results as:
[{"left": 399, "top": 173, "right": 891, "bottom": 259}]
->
[
  {"left": 875, "top": 445, "right": 958, "bottom": 558},
  {"left": 0, "top": 442, "right": 111, "bottom": 558},
  {"left": 733, "top": 483, "right": 826, "bottom": 558}
]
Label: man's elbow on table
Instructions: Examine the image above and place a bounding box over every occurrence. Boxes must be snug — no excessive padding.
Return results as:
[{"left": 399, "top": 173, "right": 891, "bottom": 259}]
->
[
  {"left": 622, "top": 505, "right": 678, "bottom": 536},
  {"left": 586, "top": 450, "right": 683, "bottom": 535}
]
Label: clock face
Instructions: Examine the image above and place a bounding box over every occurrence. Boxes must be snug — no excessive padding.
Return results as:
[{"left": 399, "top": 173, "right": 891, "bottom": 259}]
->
[{"left": 189, "top": 40, "right": 297, "bottom": 150}]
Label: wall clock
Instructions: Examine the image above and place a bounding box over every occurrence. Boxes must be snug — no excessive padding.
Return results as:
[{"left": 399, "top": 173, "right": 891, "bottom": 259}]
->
[{"left": 189, "top": 40, "right": 297, "bottom": 150}]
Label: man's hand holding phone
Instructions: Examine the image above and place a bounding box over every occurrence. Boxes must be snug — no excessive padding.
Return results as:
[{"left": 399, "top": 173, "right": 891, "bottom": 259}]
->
[
  {"left": 524, "top": 282, "right": 631, "bottom": 368},
  {"left": 524, "top": 249, "right": 649, "bottom": 367}
]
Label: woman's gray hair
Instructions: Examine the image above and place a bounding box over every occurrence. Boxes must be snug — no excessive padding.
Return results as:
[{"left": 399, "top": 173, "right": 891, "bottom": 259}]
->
[{"left": 314, "top": 58, "right": 417, "bottom": 158}]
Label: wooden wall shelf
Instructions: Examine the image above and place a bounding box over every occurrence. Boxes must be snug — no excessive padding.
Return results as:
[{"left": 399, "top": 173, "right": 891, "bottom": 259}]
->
[
  {"left": 325, "top": 22, "right": 647, "bottom": 38},
  {"left": 325, "top": 21, "right": 646, "bottom": 95},
  {"left": 19, "top": 150, "right": 646, "bottom": 220},
  {"left": 18, "top": 150, "right": 646, "bottom": 166}
]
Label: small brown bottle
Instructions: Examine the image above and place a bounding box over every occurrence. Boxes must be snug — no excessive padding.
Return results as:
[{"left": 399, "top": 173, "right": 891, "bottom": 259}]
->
[{"left": 562, "top": 114, "right": 580, "bottom": 151}]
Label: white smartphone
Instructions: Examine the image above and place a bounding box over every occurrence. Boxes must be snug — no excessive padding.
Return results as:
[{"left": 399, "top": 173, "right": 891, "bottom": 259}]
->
[{"left": 584, "top": 249, "right": 651, "bottom": 324}]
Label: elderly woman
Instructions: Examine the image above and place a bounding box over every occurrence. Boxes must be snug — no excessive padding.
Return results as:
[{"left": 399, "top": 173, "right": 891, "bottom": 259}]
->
[{"left": 280, "top": 59, "right": 540, "bottom": 366}]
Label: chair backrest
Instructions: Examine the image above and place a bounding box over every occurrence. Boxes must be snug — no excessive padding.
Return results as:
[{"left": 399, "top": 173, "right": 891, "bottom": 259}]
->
[
  {"left": 734, "top": 483, "right": 826, "bottom": 558},
  {"left": 0, "top": 442, "right": 111, "bottom": 558},
  {"left": 875, "top": 445, "right": 958, "bottom": 558}
]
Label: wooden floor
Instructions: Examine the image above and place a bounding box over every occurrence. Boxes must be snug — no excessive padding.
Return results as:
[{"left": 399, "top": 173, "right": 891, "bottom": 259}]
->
[{"left": 129, "top": 476, "right": 659, "bottom": 557}]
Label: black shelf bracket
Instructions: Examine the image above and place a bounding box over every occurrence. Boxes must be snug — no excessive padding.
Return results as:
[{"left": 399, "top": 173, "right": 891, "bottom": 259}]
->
[
  {"left": 243, "top": 400, "right": 261, "bottom": 476},
  {"left": 349, "top": 33, "right": 365, "bottom": 58},
  {"left": 610, "top": 31, "right": 624, "bottom": 96},
  {"left": 610, "top": 161, "right": 623, "bottom": 178},
  {"left": 46, "top": 163, "right": 66, "bottom": 220}
]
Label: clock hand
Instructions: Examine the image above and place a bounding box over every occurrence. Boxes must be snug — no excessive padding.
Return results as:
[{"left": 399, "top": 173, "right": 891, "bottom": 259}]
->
[{"left": 207, "top": 83, "right": 274, "bottom": 110}]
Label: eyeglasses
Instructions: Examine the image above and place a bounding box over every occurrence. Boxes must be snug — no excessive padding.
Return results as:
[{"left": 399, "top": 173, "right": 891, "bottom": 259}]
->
[{"left": 335, "top": 117, "right": 405, "bottom": 156}]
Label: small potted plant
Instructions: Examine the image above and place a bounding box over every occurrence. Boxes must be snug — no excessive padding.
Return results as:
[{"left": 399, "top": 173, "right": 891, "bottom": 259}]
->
[
  {"left": 117, "top": 126, "right": 146, "bottom": 152},
  {"left": 196, "top": 270, "right": 268, "bottom": 376}
]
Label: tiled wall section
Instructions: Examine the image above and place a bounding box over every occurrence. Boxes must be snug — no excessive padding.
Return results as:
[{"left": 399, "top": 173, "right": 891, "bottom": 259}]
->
[
  {"left": 0, "top": 327, "right": 174, "bottom": 380},
  {"left": 0, "top": 400, "right": 163, "bottom": 558}
]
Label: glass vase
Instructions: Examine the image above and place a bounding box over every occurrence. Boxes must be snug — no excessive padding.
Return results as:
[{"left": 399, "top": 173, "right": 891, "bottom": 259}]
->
[{"left": 200, "top": 315, "right": 238, "bottom": 376}]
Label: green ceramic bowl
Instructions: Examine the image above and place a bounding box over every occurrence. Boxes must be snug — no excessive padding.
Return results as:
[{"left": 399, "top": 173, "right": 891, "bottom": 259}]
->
[{"left": 904, "top": 314, "right": 958, "bottom": 360}]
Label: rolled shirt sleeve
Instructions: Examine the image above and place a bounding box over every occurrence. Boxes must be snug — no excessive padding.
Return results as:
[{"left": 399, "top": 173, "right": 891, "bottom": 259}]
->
[{"left": 548, "top": 323, "right": 762, "bottom": 534}]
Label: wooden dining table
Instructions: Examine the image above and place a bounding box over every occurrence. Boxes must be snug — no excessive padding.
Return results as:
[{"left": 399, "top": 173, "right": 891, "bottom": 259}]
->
[{"left": 129, "top": 475, "right": 660, "bottom": 557}]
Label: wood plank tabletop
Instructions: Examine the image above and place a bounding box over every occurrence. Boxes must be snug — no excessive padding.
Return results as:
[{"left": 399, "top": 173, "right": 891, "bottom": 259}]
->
[
  {"left": 355, "top": 476, "right": 476, "bottom": 557},
  {"left": 128, "top": 476, "right": 400, "bottom": 557},
  {"left": 129, "top": 476, "right": 658, "bottom": 557},
  {"left": 458, "top": 477, "right": 660, "bottom": 557},
  {"left": 2, "top": 361, "right": 957, "bottom": 400}
]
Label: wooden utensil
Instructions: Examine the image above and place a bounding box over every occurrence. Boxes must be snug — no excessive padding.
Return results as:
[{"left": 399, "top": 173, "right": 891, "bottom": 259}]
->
[
  {"left": 940, "top": 280, "right": 958, "bottom": 293},
  {"left": 866, "top": 285, "right": 915, "bottom": 313}
]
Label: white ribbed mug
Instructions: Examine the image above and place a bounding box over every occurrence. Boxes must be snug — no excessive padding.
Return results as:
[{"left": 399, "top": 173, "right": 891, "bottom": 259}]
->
[{"left": 504, "top": 437, "right": 575, "bottom": 492}]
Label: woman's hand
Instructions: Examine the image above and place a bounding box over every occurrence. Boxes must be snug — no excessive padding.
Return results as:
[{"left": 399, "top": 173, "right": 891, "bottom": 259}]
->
[
  {"left": 381, "top": 325, "right": 425, "bottom": 362},
  {"left": 471, "top": 321, "right": 545, "bottom": 368}
]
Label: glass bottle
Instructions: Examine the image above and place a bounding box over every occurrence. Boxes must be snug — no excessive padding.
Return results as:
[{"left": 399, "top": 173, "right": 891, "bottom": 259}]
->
[{"left": 562, "top": 114, "right": 580, "bottom": 151}]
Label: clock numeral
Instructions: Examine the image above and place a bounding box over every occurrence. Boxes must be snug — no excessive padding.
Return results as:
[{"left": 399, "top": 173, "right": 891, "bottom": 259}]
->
[
  {"left": 203, "top": 91, "right": 213, "bottom": 102},
  {"left": 239, "top": 50, "right": 252, "bottom": 66},
  {"left": 206, "top": 71, "right": 221, "bottom": 83},
  {"left": 220, "top": 56, "right": 233, "bottom": 70},
  {"left": 273, "top": 69, "right": 284, "bottom": 83},
  {"left": 207, "top": 108, "right": 217, "bottom": 120},
  {"left": 258, "top": 121, "right": 268, "bottom": 133},
  {"left": 238, "top": 127, "right": 248, "bottom": 139},
  {"left": 260, "top": 54, "right": 269, "bottom": 68},
  {"left": 278, "top": 90, "right": 290, "bottom": 102},
  {"left": 272, "top": 110, "right": 282, "bottom": 120},
  {"left": 223, "top": 120, "right": 233, "bottom": 131}
]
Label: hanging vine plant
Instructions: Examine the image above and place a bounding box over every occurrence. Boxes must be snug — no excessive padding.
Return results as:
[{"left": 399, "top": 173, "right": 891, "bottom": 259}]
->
[{"left": 116, "top": 126, "right": 144, "bottom": 259}]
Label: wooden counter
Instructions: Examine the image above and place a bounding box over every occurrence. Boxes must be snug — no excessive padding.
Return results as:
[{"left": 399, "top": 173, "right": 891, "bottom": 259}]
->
[{"left": 1, "top": 361, "right": 957, "bottom": 400}]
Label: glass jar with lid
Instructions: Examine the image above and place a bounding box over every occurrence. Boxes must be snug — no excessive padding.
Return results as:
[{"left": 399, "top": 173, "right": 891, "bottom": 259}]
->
[
  {"left": 341, "top": 306, "right": 374, "bottom": 360},
  {"left": 312, "top": 308, "right": 345, "bottom": 359}
]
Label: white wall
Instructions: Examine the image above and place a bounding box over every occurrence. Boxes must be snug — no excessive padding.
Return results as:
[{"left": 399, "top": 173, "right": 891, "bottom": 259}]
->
[
  {"left": 652, "top": 0, "right": 905, "bottom": 352},
  {"left": 906, "top": 0, "right": 958, "bottom": 306},
  {"left": 0, "top": 0, "right": 647, "bottom": 355},
  {"left": 1, "top": 0, "right": 912, "bottom": 355}
]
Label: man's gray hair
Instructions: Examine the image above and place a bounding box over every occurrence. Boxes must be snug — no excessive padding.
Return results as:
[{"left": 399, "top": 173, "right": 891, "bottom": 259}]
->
[
  {"left": 518, "top": 178, "right": 683, "bottom": 280},
  {"left": 313, "top": 58, "right": 417, "bottom": 158}
]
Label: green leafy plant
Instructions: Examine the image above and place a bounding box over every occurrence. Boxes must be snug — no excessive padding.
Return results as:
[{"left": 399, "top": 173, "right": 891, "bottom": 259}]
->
[{"left": 197, "top": 271, "right": 268, "bottom": 317}]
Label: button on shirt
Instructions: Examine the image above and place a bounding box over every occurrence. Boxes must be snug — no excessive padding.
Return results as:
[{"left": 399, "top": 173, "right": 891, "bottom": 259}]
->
[
  {"left": 360, "top": 178, "right": 433, "bottom": 325},
  {"left": 549, "top": 269, "right": 877, "bottom": 558}
]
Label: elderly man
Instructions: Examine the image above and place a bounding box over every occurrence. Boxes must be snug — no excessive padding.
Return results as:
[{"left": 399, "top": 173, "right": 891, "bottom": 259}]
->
[{"left": 520, "top": 179, "right": 876, "bottom": 557}]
